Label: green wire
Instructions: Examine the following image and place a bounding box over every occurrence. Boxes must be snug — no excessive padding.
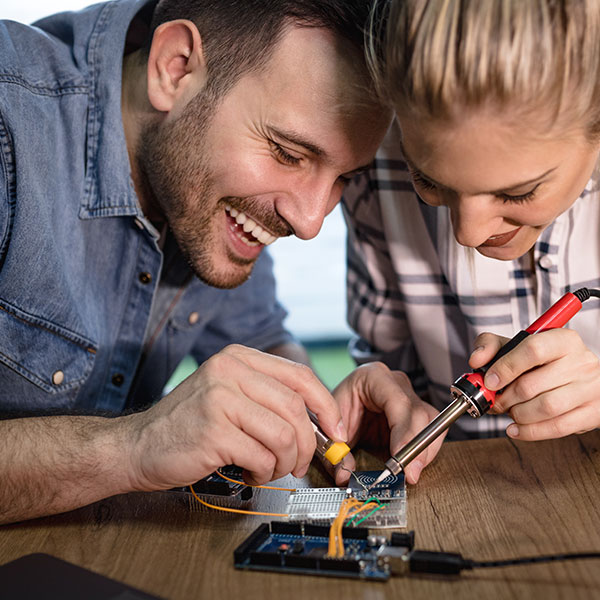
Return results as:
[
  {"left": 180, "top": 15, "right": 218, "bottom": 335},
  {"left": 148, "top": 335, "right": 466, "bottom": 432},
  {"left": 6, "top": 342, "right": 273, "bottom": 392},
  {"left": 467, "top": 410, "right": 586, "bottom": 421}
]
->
[
  {"left": 345, "top": 497, "right": 384, "bottom": 526},
  {"left": 352, "top": 503, "right": 385, "bottom": 526}
]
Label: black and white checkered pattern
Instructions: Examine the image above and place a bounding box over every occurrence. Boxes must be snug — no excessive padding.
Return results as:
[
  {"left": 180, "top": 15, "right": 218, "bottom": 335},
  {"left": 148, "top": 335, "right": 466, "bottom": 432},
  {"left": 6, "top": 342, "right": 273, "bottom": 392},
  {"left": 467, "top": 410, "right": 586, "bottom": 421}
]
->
[{"left": 342, "top": 120, "right": 600, "bottom": 439}]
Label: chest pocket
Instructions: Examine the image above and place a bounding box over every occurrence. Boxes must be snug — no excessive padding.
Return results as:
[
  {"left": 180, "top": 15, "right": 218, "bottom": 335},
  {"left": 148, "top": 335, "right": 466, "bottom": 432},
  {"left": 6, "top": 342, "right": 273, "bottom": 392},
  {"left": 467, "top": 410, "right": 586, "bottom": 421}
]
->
[{"left": 0, "top": 300, "right": 97, "bottom": 413}]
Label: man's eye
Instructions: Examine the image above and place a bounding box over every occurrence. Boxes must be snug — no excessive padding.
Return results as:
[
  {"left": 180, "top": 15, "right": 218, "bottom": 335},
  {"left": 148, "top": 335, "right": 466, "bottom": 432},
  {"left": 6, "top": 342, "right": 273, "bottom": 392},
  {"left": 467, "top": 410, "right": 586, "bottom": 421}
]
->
[{"left": 269, "top": 141, "right": 301, "bottom": 166}]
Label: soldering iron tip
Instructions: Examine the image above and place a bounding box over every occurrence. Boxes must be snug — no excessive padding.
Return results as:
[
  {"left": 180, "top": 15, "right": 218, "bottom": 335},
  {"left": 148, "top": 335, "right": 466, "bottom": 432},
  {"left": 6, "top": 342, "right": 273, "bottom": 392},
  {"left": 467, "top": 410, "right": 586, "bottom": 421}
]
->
[{"left": 368, "top": 468, "right": 391, "bottom": 490}]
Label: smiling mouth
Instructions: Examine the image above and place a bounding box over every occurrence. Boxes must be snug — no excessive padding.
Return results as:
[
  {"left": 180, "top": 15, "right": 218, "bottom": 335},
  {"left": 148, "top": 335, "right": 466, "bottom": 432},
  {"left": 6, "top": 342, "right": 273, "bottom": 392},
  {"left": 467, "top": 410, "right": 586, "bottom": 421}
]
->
[
  {"left": 225, "top": 204, "right": 278, "bottom": 246},
  {"left": 480, "top": 227, "right": 521, "bottom": 248}
]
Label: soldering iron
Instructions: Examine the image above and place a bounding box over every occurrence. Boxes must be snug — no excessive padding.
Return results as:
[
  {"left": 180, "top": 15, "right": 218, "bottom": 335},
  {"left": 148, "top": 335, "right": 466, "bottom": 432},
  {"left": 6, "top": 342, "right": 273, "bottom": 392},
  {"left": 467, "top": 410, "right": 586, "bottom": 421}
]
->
[{"left": 370, "top": 287, "right": 600, "bottom": 488}]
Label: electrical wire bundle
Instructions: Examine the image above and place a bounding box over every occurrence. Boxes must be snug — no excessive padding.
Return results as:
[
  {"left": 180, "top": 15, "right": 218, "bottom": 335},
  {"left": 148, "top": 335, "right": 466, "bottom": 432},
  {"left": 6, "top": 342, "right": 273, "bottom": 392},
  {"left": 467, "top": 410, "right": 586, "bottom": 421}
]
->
[
  {"left": 326, "top": 496, "right": 384, "bottom": 558},
  {"left": 189, "top": 470, "right": 386, "bottom": 557}
]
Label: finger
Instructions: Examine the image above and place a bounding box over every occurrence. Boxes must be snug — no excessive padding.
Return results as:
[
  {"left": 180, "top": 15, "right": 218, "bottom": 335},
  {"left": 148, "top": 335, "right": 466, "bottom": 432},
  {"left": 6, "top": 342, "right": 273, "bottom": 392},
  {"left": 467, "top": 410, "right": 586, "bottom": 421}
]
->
[
  {"left": 386, "top": 394, "right": 442, "bottom": 485},
  {"left": 468, "top": 332, "right": 507, "bottom": 369},
  {"left": 227, "top": 395, "right": 299, "bottom": 480},
  {"left": 333, "top": 453, "right": 356, "bottom": 487},
  {"left": 208, "top": 348, "right": 316, "bottom": 477},
  {"left": 235, "top": 375, "right": 315, "bottom": 478},
  {"left": 506, "top": 404, "right": 600, "bottom": 441},
  {"left": 483, "top": 329, "right": 573, "bottom": 392},
  {"left": 224, "top": 345, "right": 347, "bottom": 442},
  {"left": 402, "top": 429, "right": 445, "bottom": 485},
  {"left": 509, "top": 380, "right": 594, "bottom": 425},
  {"left": 494, "top": 354, "right": 575, "bottom": 413},
  {"left": 223, "top": 430, "right": 279, "bottom": 485}
]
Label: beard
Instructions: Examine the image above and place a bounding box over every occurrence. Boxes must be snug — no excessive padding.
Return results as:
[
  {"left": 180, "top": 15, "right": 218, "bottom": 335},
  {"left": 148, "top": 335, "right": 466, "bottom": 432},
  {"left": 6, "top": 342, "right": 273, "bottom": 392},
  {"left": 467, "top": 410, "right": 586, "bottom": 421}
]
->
[{"left": 135, "top": 89, "right": 261, "bottom": 289}]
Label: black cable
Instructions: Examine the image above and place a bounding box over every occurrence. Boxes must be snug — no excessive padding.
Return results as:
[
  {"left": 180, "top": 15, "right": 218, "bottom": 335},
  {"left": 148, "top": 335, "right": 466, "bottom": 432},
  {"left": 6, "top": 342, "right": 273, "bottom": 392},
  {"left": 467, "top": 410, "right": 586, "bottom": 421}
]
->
[
  {"left": 573, "top": 287, "right": 600, "bottom": 302},
  {"left": 467, "top": 552, "right": 600, "bottom": 569},
  {"left": 407, "top": 550, "right": 600, "bottom": 575}
]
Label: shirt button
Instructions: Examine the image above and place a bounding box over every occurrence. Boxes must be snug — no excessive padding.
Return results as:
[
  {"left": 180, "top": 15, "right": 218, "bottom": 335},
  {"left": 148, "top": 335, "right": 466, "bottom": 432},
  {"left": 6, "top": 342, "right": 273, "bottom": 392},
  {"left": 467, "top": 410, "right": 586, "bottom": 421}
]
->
[
  {"left": 538, "top": 255, "right": 554, "bottom": 270},
  {"left": 112, "top": 373, "right": 125, "bottom": 387},
  {"left": 139, "top": 272, "right": 152, "bottom": 284},
  {"left": 188, "top": 312, "right": 199, "bottom": 325},
  {"left": 52, "top": 370, "right": 64, "bottom": 385}
]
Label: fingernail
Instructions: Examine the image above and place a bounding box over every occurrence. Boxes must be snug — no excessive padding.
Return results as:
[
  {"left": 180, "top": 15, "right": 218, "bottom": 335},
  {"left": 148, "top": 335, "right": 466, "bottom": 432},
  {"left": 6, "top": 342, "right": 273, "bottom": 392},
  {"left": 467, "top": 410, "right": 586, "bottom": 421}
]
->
[
  {"left": 335, "top": 419, "right": 348, "bottom": 442},
  {"left": 409, "top": 459, "right": 424, "bottom": 482},
  {"left": 295, "top": 465, "right": 308, "bottom": 478},
  {"left": 485, "top": 372, "right": 500, "bottom": 389},
  {"left": 507, "top": 424, "right": 519, "bottom": 437},
  {"left": 471, "top": 346, "right": 484, "bottom": 356}
]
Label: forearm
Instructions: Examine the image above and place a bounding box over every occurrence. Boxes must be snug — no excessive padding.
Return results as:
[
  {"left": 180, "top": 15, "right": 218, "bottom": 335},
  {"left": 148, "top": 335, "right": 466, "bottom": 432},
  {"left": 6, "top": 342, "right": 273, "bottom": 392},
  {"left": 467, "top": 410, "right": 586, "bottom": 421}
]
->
[{"left": 0, "top": 414, "right": 134, "bottom": 524}]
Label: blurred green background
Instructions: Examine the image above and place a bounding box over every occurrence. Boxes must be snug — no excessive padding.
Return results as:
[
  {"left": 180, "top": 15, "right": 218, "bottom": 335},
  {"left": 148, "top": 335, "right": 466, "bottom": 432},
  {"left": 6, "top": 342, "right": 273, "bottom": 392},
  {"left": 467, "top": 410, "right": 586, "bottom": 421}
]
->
[{"left": 166, "top": 342, "right": 355, "bottom": 392}]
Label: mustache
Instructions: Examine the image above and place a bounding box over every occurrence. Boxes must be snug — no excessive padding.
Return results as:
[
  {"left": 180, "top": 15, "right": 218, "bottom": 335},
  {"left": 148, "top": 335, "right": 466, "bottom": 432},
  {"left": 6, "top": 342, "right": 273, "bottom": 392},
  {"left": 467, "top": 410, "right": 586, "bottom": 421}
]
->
[{"left": 222, "top": 196, "right": 294, "bottom": 238}]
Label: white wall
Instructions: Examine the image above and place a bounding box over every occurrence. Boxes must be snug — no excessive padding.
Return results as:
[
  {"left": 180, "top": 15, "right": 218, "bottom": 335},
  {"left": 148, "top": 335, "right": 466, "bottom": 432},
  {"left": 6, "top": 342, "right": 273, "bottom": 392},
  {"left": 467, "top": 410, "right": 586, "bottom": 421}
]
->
[{"left": 3, "top": 1, "right": 351, "bottom": 342}]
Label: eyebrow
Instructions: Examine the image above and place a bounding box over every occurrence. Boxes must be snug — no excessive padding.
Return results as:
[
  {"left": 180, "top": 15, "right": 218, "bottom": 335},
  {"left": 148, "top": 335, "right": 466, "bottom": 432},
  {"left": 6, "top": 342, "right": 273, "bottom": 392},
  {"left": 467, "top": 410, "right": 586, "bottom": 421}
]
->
[
  {"left": 399, "top": 138, "right": 557, "bottom": 194},
  {"left": 268, "top": 125, "right": 373, "bottom": 175},
  {"left": 268, "top": 126, "right": 325, "bottom": 158}
]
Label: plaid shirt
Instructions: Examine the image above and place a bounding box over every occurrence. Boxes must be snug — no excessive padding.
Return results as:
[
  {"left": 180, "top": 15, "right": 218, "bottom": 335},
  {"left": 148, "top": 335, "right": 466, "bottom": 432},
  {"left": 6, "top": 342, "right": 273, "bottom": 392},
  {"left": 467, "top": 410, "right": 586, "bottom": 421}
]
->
[{"left": 342, "top": 120, "right": 600, "bottom": 439}]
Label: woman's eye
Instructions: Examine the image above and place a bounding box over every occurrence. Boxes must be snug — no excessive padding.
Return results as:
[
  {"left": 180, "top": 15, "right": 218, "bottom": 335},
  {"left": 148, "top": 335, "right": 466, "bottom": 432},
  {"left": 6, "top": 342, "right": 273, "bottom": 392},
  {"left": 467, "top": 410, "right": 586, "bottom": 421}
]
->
[
  {"left": 270, "top": 141, "right": 301, "bottom": 166},
  {"left": 410, "top": 171, "right": 437, "bottom": 191},
  {"left": 499, "top": 188, "right": 538, "bottom": 204}
]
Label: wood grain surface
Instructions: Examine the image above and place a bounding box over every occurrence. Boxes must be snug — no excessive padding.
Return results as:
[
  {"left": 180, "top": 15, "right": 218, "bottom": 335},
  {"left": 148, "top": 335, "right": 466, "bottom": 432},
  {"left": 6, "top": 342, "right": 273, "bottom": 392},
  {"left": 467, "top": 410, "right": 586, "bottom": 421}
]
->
[{"left": 1, "top": 431, "right": 599, "bottom": 599}]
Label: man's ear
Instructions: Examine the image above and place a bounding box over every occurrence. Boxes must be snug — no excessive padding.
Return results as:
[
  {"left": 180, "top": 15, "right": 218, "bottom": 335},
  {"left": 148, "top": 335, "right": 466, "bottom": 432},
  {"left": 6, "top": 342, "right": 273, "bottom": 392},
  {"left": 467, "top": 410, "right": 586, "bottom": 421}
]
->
[{"left": 146, "top": 19, "right": 206, "bottom": 113}]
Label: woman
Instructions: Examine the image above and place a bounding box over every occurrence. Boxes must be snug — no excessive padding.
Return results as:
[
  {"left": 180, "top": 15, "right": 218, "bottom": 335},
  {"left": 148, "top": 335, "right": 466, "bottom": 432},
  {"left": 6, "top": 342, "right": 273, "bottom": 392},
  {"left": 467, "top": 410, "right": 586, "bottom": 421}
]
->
[{"left": 340, "top": 0, "right": 600, "bottom": 456}]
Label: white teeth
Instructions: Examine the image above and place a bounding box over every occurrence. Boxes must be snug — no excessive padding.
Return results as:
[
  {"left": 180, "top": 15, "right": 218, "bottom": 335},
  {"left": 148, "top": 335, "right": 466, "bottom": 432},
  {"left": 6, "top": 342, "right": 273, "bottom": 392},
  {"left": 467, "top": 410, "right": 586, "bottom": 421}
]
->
[
  {"left": 257, "top": 230, "right": 272, "bottom": 244},
  {"left": 224, "top": 205, "right": 277, "bottom": 246},
  {"left": 242, "top": 218, "right": 256, "bottom": 233}
]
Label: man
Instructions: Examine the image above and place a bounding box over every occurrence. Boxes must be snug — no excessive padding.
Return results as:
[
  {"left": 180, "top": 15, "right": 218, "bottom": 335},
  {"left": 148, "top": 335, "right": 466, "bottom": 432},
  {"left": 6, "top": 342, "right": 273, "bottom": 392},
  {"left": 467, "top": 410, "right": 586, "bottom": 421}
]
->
[{"left": 0, "top": 0, "right": 440, "bottom": 524}]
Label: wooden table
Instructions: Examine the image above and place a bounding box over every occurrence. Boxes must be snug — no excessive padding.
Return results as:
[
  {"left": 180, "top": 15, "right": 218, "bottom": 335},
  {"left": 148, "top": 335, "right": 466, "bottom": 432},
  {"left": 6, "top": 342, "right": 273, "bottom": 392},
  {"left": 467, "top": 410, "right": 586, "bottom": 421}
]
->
[{"left": 1, "top": 432, "right": 599, "bottom": 599}]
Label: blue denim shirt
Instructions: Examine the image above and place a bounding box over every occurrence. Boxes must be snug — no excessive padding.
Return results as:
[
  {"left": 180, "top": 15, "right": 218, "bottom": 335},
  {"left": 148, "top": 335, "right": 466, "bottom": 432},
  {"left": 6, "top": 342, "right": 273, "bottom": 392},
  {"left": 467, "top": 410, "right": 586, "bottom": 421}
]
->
[{"left": 0, "top": 0, "right": 293, "bottom": 415}]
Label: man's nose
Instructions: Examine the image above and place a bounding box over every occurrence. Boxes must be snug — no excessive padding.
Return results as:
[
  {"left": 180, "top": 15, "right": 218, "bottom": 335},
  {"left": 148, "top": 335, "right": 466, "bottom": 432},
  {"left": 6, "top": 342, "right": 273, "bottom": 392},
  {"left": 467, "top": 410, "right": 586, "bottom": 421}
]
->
[{"left": 278, "top": 177, "right": 342, "bottom": 240}]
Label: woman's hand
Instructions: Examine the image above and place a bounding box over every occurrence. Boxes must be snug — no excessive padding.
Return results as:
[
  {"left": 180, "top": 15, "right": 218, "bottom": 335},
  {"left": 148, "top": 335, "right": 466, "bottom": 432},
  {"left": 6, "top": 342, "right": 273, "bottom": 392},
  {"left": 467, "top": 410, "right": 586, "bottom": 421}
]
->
[{"left": 469, "top": 329, "right": 600, "bottom": 440}]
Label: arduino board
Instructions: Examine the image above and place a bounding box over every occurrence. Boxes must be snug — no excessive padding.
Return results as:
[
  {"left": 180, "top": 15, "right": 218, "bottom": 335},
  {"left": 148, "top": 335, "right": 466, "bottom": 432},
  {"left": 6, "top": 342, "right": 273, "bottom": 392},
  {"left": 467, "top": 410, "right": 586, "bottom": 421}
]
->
[{"left": 234, "top": 521, "right": 415, "bottom": 580}]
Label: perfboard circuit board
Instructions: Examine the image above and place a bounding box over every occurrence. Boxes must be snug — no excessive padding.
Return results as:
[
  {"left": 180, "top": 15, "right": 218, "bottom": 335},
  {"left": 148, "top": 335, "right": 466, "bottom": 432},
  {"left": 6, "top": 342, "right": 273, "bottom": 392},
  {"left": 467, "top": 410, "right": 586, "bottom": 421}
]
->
[{"left": 285, "top": 470, "right": 406, "bottom": 528}]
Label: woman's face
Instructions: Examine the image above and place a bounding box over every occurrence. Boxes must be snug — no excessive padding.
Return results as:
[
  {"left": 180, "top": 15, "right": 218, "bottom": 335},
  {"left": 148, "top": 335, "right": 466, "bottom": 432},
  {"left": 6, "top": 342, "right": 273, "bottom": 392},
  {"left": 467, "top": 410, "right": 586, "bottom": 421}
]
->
[{"left": 397, "top": 111, "right": 600, "bottom": 260}]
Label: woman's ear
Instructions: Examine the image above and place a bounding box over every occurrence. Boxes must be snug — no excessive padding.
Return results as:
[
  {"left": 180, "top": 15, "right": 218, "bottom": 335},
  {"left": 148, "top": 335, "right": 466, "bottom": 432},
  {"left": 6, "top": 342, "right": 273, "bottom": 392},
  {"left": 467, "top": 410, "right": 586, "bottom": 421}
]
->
[{"left": 146, "top": 19, "right": 206, "bottom": 113}]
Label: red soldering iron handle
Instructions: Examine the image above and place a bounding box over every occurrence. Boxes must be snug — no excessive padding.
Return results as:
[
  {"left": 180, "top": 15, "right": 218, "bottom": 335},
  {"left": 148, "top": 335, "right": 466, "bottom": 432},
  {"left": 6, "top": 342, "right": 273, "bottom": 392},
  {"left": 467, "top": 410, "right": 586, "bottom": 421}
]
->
[
  {"left": 477, "top": 291, "right": 583, "bottom": 376},
  {"left": 451, "top": 291, "right": 584, "bottom": 417}
]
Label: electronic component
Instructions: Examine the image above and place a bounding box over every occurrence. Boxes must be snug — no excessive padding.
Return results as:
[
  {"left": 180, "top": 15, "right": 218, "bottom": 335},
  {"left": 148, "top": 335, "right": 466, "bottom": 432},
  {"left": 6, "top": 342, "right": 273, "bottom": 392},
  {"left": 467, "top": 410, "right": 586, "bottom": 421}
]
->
[
  {"left": 285, "top": 471, "right": 406, "bottom": 528},
  {"left": 233, "top": 521, "right": 415, "bottom": 580},
  {"left": 235, "top": 523, "right": 600, "bottom": 581},
  {"left": 170, "top": 465, "right": 253, "bottom": 510}
]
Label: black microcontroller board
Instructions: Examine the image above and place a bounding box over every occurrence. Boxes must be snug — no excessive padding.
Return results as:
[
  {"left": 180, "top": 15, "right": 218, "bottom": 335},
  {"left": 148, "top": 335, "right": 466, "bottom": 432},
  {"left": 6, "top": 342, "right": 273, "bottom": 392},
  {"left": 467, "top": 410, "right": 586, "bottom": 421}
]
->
[
  {"left": 171, "top": 465, "right": 253, "bottom": 500},
  {"left": 234, "top": 521, "right": 415, "bottom": 581}
]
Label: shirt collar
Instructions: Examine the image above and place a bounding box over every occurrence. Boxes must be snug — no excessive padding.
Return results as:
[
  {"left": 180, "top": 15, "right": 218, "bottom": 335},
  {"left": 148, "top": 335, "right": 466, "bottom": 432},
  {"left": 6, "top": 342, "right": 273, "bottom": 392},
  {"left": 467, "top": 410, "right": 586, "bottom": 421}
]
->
[{"left": 80, "top": 0, "right": 156, "bottom": 219}]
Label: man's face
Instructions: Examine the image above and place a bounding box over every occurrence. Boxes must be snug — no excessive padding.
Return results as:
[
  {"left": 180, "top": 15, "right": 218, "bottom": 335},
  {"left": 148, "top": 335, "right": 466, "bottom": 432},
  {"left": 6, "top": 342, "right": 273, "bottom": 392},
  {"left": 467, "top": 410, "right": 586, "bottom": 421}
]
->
[
  {"left": 398, "top": 110, "right": 600, "bottom": 261},
  {"left": 138, "top": 26, "right": 390, "bottom": 288}
]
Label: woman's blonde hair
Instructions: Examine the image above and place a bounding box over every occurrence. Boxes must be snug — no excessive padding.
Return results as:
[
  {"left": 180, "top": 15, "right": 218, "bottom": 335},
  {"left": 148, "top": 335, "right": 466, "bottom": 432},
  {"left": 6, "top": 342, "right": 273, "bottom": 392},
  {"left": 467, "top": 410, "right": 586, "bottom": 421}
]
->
[{"left": 369, "top": 0, "right": 600, "bottom": 138}]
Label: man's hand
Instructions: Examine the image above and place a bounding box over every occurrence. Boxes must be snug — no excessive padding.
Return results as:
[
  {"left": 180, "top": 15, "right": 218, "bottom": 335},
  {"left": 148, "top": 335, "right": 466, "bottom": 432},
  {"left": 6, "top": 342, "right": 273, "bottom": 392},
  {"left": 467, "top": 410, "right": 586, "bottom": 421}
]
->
[
  {"left": 469, "top": 329, "right": 600, "bottom": 440},
  {"left": 329, "top": 362, "right": 443, "bottom": 486},
  {"left": 125, "top": 344, "right": 347, "bottom": 491}
]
